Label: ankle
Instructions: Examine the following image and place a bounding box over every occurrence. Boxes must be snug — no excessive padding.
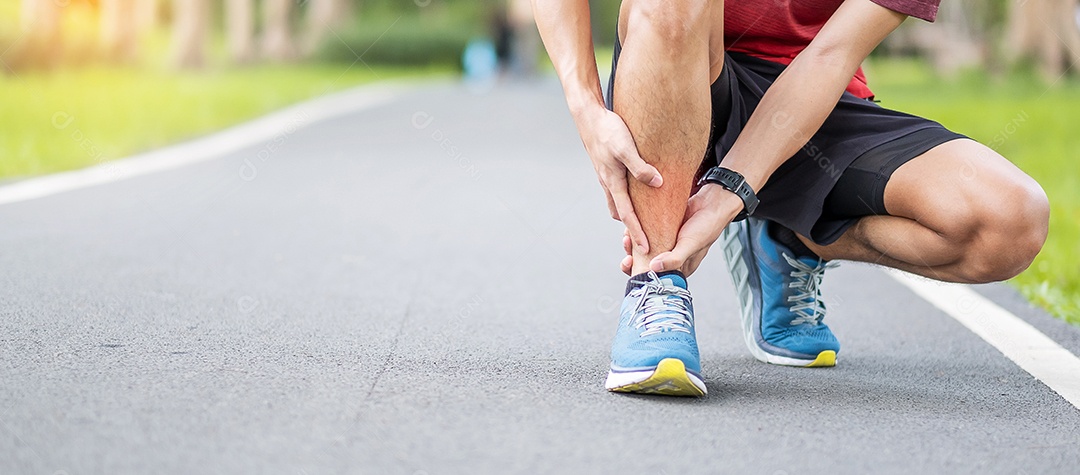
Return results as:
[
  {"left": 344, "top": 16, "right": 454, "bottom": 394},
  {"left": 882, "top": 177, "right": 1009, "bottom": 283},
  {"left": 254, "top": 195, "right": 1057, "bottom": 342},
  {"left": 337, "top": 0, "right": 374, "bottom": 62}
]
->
[{"left": 626, "top": 270, "right": 688, "bottom": 295}]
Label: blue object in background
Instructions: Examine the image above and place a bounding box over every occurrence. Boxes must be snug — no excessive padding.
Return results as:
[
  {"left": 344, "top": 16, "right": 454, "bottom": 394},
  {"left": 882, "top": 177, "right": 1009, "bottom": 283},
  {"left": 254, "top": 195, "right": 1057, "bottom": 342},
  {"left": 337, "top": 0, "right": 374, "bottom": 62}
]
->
[{"left": 462, "top": 39, "right": 498, "bottom": 93}]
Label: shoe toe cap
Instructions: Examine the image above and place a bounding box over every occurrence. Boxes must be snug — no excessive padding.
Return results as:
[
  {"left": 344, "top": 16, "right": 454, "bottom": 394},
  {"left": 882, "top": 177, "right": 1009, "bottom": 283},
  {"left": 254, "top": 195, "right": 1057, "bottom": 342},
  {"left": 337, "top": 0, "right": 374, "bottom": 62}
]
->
[
  {"left": 613, "top": 337, "right": 702, "bottom": 373},
  {"left": 769, "top": 326, "right": 840, "bottom": 357}
]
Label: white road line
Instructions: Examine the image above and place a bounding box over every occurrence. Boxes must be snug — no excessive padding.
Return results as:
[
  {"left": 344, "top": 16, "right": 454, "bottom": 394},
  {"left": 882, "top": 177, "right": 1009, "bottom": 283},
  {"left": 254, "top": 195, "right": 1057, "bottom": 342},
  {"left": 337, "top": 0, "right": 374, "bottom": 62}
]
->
[
  {"left": 0, "top": 81, "right": 416, "bottom": 207},
  {"left": 891, "top": 270, "right": 1080, "bottom": 410}
]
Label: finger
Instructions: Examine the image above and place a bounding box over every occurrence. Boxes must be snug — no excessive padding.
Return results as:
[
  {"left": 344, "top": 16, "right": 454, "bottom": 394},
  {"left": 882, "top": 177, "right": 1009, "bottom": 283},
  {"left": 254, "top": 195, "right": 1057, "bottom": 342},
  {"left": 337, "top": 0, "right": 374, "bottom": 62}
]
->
[
  {"left": 607, "top": 176, "right": 649, "bottom": 254},
  {"left": 620, "top": 255, "right": 633, "bottom": 276},
  {"left": 623, "top": 231, "right": 632, "bottom": 256},
  {"left": 621, "top": 149, "right": 664, "bottom": 187},
  {"left": 612, "top": 188, "right": 649, "bottom": 255},
  {"left": 603, "top": 186, "right": 619, "bottom": 220}
]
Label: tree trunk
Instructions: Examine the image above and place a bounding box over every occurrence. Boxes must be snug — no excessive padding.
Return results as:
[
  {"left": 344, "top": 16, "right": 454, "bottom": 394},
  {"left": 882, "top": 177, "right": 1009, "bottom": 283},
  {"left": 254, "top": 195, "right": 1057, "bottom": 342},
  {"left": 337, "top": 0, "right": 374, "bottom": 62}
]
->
[
  {"left": 302, "top": 0, "right": 351, "bottom": 57},
  {"left": 261, "top": 0, "right": 297, "bottom": 61},
  {"left": 508, "top": 0, "right": 539, "bottom": 76},
  {"left": 923, "top": 0, "right": 983, "bottom": 76},
  {"left": 19, "top": 0, "right": 62, "bottom": 67},
  {"left": 1038, "top": 1, "right": 1066, "bottom": 79},
  {"left": 1005, "top": 0, "right": 1038, "bottom": 60},
  {"left": 1051, "top": 0, "right": 1080, "bottom": 74},
  {"left": 20, "top": 0, "right": 59, "bottom": 37},
  {"left": 171, "top": 0, "right": 210, "bottom": 68},
  {"left": 225, "top": 0, "right": 256, "bottom": 63},
  {"left": 101, "top": 0, "right": 139, "bottom": 62},
  {"left": 135, "top": 0, "right": 160, "bottom": 34},
  {"left": 1006, "top": 0, "right": 1080, "bottom": 80}
]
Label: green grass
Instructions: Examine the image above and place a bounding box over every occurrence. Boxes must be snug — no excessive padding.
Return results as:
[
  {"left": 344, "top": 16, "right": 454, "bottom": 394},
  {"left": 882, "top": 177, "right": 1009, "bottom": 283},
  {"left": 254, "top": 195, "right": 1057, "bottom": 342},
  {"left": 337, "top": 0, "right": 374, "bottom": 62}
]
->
[
  {"left": 0, "top": 64, "right": 448, "bottom": 179},
  {"left": 0, "top": 4, "right": 453, "bottom": 180},
  {"left": 866, "top": 58, "right": 1080, "bottom": 324}
]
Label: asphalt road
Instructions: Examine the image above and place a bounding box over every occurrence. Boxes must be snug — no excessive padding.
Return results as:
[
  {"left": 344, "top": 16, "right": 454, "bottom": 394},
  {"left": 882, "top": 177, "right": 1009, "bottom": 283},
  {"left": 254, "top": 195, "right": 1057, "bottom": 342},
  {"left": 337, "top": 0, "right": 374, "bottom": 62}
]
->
[{"left": 2, "top": 79, "right": 1079, "bottom": 474}]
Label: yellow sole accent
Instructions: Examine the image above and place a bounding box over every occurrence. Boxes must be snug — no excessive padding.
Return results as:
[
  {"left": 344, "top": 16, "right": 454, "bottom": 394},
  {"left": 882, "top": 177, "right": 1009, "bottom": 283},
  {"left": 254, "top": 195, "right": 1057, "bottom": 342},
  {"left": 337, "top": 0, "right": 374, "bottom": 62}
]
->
[
  {"left": 804, "top": 350, "right": 837, "bottom": 367},
  {"left": 609, "top": 358, "right": 706, "bottom": 397}
]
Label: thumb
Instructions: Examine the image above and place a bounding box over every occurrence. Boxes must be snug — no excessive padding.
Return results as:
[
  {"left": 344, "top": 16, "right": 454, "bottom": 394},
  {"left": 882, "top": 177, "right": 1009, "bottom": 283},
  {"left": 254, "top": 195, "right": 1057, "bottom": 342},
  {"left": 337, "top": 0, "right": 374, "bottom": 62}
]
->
[
  {"left": 622, "top": 149, "right": 663, "bottom": 187},
  {"left": 649, "top": 252, "right": 677, "bottom": 273},
  {"left": 648, "top": 226, "right": 708, "bottom": 270},
  {"left": 649, "top": 237, "right": 700, "bottom": 273}
]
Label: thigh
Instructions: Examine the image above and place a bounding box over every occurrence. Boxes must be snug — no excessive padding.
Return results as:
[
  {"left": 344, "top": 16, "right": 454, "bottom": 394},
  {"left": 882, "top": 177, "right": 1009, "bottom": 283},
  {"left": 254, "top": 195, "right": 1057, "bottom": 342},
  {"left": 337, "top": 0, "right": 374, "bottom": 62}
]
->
[
  {"left": 825, "top": 128, "right": 965, "bottom": 218},
  {"left": 884, "top": 138, "right": 1044, "bottom": 237}
]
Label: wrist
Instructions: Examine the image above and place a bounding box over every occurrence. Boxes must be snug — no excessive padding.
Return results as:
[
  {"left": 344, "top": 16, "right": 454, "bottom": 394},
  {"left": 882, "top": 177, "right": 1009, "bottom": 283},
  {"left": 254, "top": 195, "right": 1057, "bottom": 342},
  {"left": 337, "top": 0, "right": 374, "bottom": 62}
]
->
[
  {"left": 569, "top": 96, "right": 606, "bottom": 124},
  {"left": 698, "top": 166, "right": 760, "bottom": 220},
  {"left": 569, "top": 101, "right": 611, "bottom": 143},
  {"left": 702, "top": 183, "right": 749, "bottom": 219},
  {"left": 719, "top": 151, "right": 770, "bottom": 192}
]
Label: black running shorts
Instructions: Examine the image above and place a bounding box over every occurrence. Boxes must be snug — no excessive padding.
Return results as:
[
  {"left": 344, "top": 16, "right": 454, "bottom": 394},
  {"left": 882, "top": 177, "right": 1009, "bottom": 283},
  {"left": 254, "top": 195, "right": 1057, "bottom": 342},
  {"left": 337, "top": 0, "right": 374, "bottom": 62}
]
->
[{"left": 605, "top": 41, "right": 966, "bottom": 245}]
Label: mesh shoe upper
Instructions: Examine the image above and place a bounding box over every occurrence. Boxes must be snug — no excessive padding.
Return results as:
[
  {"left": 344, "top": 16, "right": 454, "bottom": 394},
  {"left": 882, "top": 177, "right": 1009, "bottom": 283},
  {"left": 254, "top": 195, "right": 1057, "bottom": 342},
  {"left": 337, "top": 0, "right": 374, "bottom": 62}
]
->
[
  {"left": 748, "top": 218, "right": 840, "bottom": 358},
  {"left": 609, "top": 272, "right": 702, "bottom": 374}
]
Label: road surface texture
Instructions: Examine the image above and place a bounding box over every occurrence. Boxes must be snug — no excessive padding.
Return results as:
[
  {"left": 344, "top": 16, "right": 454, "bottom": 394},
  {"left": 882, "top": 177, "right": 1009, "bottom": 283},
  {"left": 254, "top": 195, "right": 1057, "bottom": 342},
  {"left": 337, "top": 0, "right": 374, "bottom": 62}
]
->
[{"left": 3, "top": 80, "right": 1079, "bottom": 474}]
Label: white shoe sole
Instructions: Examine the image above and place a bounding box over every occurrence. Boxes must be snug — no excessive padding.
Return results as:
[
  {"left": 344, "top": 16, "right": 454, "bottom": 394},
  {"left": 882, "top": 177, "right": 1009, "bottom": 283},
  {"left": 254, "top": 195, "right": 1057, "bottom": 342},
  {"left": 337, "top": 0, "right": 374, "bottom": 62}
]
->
[{"left": 605, "top": 358, "right": 707, "bottom": 397}]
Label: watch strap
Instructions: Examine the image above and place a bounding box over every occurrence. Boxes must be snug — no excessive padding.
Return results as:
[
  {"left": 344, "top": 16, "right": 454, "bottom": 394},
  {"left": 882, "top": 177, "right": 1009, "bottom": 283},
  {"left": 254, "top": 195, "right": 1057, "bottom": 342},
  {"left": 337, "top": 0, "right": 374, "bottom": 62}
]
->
[{"left": 697, "top": 166, "right": 759, "bottom": 221}]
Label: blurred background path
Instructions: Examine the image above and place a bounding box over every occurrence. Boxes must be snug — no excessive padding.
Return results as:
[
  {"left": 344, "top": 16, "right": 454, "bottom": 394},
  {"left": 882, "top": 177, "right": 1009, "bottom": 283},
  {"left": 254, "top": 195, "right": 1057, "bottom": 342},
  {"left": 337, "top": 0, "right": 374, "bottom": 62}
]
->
[{"left": 2, "top": 79, "right": 1080, "bottom": 474}]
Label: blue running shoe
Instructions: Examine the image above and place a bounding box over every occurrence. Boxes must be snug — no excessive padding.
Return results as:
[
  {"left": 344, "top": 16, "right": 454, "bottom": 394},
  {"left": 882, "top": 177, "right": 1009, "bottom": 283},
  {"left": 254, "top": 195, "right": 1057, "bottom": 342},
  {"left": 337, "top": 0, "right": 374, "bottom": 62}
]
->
[
  {"left": 605, "top": 271, "right": 706, "bottom": 396},
  {"left": 720, "top": 218, "right": 840, "bottom": 367}
]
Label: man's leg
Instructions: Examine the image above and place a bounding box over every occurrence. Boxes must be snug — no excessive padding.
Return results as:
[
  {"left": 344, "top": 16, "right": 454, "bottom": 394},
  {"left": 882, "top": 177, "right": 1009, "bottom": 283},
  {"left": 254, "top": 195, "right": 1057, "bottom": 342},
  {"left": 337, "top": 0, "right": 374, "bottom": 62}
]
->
[
  {"left": 802, "top": 139, "right": 1050, "bottom": 283},
  {"left": 602, "top": 0, "right": 723, "bottom": 397},
  {"left": 613, "top": 0, "right": 723, "bottom": 274}
]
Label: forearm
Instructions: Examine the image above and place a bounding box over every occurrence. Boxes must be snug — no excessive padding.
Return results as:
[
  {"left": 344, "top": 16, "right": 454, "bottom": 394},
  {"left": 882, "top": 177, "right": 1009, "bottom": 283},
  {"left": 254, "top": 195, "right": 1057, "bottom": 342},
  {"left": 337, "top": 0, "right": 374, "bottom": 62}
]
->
[
  {"left": 721, "top": 48, "right": 859, "bottom": 191},
  {"left": 531, "top": 0, "right": 604, "bottom": 123}
]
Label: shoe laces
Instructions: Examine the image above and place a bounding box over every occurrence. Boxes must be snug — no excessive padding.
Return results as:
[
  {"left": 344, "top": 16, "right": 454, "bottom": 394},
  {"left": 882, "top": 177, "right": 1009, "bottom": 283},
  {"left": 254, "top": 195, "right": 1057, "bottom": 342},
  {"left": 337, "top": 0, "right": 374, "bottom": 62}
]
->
[
  {"left": 627, "top": 271, "right": 694, "bottom": 337},
  {"left": 782, "top": 254, "right": 838, "bottom": 326}
]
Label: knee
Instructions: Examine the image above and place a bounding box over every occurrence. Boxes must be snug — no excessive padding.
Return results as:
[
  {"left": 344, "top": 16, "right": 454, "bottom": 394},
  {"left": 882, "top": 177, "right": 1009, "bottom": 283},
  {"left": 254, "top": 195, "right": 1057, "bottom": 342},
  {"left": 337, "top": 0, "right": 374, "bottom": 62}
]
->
[
  {"left": 622, "top": 0, "right": 709, "bottom": 44},
  {"left": 960, "top": 180, "right": 1049, "bottom": 283}
]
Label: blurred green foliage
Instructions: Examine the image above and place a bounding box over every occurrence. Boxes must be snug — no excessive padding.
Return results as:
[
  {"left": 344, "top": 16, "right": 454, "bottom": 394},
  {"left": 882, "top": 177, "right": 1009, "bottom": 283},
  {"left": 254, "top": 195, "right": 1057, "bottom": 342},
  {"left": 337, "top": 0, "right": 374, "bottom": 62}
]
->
[
  {"left": 317, "top": 16, "right": 477, "bottom": 69},
  {"left": 0, "top": 64, "right": 448, "bottom": 179},
  {"left": 867, "top": 58, "right": 1080, "bottom": 325},
  {"left": 315, "top": 0, "right": 621, "bottom": 68}
]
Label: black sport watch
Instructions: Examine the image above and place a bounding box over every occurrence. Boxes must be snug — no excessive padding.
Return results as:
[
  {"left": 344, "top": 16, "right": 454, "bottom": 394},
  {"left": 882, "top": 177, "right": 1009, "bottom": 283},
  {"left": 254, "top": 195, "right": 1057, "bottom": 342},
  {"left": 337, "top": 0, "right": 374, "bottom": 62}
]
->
[{"left": 697, "top": 166, "right": 759, "bottom": 221}]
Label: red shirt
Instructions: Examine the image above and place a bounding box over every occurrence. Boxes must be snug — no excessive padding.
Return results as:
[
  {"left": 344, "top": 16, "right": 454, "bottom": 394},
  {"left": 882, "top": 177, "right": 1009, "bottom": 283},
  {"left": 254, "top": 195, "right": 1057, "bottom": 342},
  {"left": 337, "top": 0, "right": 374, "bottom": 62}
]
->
[{"left": 724, "top": 0, "right": 940, "bottom": 99}]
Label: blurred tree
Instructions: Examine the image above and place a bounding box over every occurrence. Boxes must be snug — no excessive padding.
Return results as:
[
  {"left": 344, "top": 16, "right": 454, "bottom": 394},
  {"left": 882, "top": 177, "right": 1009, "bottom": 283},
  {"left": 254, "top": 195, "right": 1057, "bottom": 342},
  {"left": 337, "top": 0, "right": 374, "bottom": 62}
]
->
[
  {"left": 1007, "top": 0, "right": 1080, "bottom": 80},
  {"left": 19, "top": 0, "right": 62, "bottom": 67},
  {"left": 101, "top": 0, "right": 139, "bottom": 62},
  {"left": 508, "top": 0, "right": 539, "bottom": 76},
  {"left": 302, "top": 0, "right": 352, "bottom": 57},
  {"left": 881, "top": 1, "right": 985, "bottom": 76},
  {"left": 226, "top": 0, "right": 257, "bottom": 63},
  {"left": 136, "top": 0, "right": 161, "bottom": 33},
  {"left": 171, "top": 0, "right": 210, "bottom": 68},
  {"left": 589, "top": 0, "right": 620, "bottom": 45},
  {"left": 926, "top": 1, "right": 984, "bottom": 75},
  {"left": 262, "top": 0, "right": 298, "bottom": 61},
  {"left": 880, "top": 0, "right": 1080, "bottom": 80}
]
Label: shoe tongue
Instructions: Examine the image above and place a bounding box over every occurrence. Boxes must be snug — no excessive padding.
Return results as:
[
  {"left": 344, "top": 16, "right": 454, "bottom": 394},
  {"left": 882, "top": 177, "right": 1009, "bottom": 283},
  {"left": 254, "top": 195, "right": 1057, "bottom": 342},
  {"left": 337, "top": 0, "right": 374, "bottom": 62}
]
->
[
  {"left": 795, "top": 255, "right": 821, "bottom": 268},
  {"left": 656, "top": 271, "right": 687, "bottom": 290}
]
